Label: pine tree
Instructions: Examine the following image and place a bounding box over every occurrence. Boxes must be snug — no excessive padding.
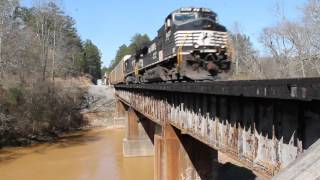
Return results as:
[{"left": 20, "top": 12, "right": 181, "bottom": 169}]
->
[
  {"left": 108, "top": 33, "right": 151, "bottom": 70},
  {"left": 83, "top": 40, "right": 101, "bottom": 81}
]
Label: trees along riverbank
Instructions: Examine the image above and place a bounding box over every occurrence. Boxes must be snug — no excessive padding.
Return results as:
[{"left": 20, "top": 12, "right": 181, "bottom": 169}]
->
[{"left": 0, "top": 1, "right": 102, "bottom": 147}]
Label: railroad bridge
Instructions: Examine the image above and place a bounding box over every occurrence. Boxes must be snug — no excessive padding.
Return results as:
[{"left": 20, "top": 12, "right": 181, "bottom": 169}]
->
[{"left": 114, "top": 78, "right": 320, "bottom": 180}]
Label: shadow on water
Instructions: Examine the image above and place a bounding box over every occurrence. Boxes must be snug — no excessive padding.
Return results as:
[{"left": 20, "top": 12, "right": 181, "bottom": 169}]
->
[
  {"left": 53, "top": 131, "right": 103, "bottom": 149},
  {"left": 0, "top": 129, "right": 104, "bottom": 164},
  {"left": 0, "top": 150, "right": 26, "bottom": 164}
]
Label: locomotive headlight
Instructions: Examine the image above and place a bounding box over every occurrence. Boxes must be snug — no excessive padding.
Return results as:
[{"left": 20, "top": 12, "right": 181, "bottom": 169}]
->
[
  {"left": 201, "top": 8, "right": 211, "bottom": 12},
  {"left": 180, "top": 7, "right": 192, "bottom": 12}
]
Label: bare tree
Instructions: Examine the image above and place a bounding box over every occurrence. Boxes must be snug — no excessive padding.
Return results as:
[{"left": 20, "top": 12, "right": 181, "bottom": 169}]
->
[
  {"left": 0, "top": 0, "right": 18, "bottom": 79},
  {"left": 303, "top": 0, "right": 320, "bottom": 75},
  {"left": 260, "top": 24, "right": 295, "bottom": 78},
  {"left": 48, "top": 1, "right": 64, "bottom": 81},
  {"left": 229, "top": 25, "right": 264, "bottom": 80},
  {"left": 260, "top": 0, "right": 320, "bottom": 78},
  {"left": 29, "top": 0, "right": 64, "bottom": 81}
]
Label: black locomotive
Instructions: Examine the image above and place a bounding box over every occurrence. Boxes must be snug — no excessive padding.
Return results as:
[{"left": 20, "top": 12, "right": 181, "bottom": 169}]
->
[{"left": 111, "top": 7, "right": 231, "bottom": 84}]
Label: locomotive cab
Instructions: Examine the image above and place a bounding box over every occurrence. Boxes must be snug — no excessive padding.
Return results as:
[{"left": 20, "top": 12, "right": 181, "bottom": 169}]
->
[
  {"left": 172, "top": 8, "right": 217, "bottom": 27},
  {"left": 168, "top": 8, "right": 228, "bottom": 50},
  {"left": 168, "top": 8, "right": 221, "bottom": 30}
]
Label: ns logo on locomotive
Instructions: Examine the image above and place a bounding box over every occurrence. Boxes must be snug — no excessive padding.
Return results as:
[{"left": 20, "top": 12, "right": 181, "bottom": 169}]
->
[{"left": 110, "top": 7, "right": 231, "bottom": 84}]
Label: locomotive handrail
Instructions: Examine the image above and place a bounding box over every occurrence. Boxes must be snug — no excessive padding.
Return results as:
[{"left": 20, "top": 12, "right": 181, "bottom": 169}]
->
[{"left": 177, "top": 34, "right": 189, "bottom": 66}]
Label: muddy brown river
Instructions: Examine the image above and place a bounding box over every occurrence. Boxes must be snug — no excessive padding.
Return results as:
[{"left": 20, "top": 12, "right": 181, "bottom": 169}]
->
[{"left": 0, "top": 128, "right": 153, "bottom": 180}]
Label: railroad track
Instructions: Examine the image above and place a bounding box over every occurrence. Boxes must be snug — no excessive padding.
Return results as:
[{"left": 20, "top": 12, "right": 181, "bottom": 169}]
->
[{"left": 115, "top": 77, "right": 320, "bottom": 101}]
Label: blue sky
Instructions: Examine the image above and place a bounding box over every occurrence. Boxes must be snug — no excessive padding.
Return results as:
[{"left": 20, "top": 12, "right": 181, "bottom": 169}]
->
[{"left": 21, "top": 0, "right": 307, "bottom": 67}]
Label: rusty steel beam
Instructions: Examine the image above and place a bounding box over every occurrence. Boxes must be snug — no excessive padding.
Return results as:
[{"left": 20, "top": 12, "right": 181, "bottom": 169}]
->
[
  {"left": 115, "top": 89, "right": 320, "bottom": 178},
  {"left": 115, "top": 77, "right": 320, "bottom": 101}
]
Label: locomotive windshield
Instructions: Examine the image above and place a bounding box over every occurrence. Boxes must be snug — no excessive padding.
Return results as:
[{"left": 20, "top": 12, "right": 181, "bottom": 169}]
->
[
  {"left": 173, "top": 12, "right": 217, "bottom": 25},
  {"left": 201, "top": 13, "right": 217, "bottom": 21},
  {"left": 174, "top": 13, "right": 196, "bottom": 25}
]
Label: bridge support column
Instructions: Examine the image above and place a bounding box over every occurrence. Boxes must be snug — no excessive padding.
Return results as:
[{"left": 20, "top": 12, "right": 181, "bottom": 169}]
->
[
  {"left": 115, "top": 100, "right": 126, "bottom": 117},
  {"left": 164, "top": 123, "right": 180, "bottom": 180},
  {"left": 113, "top": 100, "right": 127, "bottom": 127},
  {"left": 155, "top": 123, "right": 200, "bottom": 180},
  {"left": 127, "top": 108, "right": 139, "bottom": 139},
  {"left": 155, "top": 123, "right": 180, "bottom": 180},
  {"left": 122, "top": 108, "right": 154, "bottom": 157},
  {"left": 154, "top": 135, "right": 164, "bottom": 180}
]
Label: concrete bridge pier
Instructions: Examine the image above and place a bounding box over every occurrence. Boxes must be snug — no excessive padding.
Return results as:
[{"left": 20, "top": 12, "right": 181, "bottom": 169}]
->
[
  {"left": 112, "top": 100, "right": 127, "bottom": 127},
  {"left": 122, "top": 107, "right": 154, "bottom": 157}
]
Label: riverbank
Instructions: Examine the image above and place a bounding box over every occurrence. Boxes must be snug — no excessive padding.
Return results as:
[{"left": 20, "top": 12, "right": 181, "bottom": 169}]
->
[
  {"left": 0, "top": 84, "right": 154, "bottom": 180},
  {"left": 0, "top": 76, "right": 94, "bottom": 148}
]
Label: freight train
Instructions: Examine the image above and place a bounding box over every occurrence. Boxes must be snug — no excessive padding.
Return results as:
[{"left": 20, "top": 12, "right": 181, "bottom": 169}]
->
[{"left": 110, "top": 7, "right": 231, "bottom": 84}]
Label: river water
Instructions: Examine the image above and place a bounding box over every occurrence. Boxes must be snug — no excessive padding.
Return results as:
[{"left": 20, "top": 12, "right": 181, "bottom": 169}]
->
[{"left": 0, "top": 128, "right": 154, "bottom": 180}]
